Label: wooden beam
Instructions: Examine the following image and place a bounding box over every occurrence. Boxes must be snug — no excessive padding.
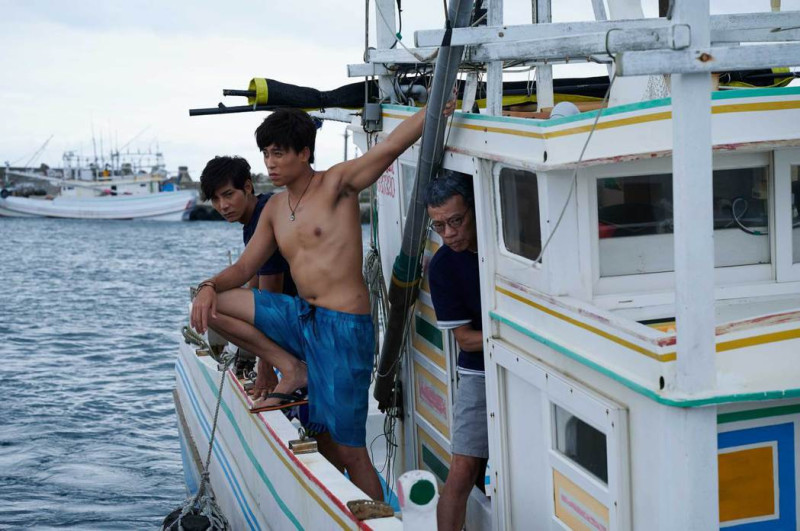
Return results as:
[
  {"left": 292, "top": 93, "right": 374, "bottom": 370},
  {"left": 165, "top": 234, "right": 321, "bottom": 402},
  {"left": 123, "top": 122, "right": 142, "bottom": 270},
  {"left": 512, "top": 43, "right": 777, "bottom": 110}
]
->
[
  {"left": 616, "top": 42, "right": 800, "bottom": 76},
  {"left": 414, "top": 12, "right": 800, "bottom": 47}
]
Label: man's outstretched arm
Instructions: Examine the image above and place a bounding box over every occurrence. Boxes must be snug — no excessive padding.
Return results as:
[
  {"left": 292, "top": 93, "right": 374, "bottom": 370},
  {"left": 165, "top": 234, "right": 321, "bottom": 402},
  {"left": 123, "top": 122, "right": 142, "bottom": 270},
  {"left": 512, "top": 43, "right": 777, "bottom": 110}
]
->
[{"left": 338, "top": 100, "right": 455, "bottom": 194}]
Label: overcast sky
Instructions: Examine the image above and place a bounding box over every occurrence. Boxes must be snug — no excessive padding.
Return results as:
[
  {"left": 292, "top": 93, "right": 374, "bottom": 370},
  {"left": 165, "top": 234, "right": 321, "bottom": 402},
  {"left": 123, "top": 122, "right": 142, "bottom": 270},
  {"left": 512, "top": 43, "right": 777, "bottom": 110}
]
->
[{"left": 1, "top": 0, "right": 797, "bottom": 178}]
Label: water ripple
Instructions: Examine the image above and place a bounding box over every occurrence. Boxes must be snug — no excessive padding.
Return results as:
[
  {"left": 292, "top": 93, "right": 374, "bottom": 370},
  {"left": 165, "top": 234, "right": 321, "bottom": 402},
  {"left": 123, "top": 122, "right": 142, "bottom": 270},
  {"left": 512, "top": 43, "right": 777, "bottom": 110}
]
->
[{"left": 0, "top": 217, "right": 241, "bottom": 529}]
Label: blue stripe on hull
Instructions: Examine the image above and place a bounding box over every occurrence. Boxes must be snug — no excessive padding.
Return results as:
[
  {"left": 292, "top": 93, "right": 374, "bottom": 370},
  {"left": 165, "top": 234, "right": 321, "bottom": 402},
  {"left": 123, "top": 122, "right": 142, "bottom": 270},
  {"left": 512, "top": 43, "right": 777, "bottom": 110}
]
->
[{"left": 175, "top": 358, "right": 260, "bottom": 530}]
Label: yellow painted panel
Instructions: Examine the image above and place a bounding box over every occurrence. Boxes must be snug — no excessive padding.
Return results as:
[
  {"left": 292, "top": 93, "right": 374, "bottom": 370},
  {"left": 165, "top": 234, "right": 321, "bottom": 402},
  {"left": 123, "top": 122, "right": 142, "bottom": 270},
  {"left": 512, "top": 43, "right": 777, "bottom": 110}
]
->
[
  {"left": 412, "top": 336, "right": 446, "bottom": 370},
  {"left": 553, "top": 469, "right": 610, "bottom": 531},
  {"left": 496, "top": 285, "right": 676, "bottom": 362},
  {"left": 416, "top": 301, "right": 438, "bottom": 323},
  {"left": 420, "top": 272, "right": 431, "bottom": 294},
  {"left": 414, "top": 362, "right": 450, "bottom": 438},
  {"left": 719, "top": 446, "right": 775, "bottom": 523}
]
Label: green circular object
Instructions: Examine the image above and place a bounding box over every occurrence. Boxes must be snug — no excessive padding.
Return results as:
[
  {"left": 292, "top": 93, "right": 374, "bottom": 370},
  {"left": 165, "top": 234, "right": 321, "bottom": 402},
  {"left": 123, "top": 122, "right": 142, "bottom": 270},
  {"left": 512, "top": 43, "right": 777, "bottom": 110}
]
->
[{"left": 409, "top": 479, "right": 436, "bottom": 505}]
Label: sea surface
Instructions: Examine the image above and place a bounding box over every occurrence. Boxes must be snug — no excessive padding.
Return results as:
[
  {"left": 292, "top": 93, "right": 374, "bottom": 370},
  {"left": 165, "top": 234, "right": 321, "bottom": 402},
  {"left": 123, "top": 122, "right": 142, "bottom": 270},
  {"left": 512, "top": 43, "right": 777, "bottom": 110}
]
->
[{"left": 0, "top": 218, "right": 371, "bottom": 529}]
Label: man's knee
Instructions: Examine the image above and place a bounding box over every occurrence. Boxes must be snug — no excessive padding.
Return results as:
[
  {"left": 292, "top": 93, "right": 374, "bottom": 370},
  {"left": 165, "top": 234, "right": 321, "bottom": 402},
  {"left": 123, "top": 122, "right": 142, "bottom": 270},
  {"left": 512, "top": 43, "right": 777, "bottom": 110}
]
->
[
  {"left": 216, "top": 288, "right": 255, "bottom": 323},
  {"left": 336, "top": 445, "right": 370, "bottom": 466},
  {"left": 447, "top": 455, "right": 483, "bottom": 488}
]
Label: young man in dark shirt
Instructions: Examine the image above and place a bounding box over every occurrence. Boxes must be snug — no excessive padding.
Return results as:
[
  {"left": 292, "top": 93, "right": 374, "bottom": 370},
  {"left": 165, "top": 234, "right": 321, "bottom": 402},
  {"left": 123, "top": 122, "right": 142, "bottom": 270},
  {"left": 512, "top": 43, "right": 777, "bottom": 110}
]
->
[
  {"left": 200, "top": 156, "right": 295, "bottom": 401},
  {"left": 425, "top": 171, "right": 487, "bottom": 531}
]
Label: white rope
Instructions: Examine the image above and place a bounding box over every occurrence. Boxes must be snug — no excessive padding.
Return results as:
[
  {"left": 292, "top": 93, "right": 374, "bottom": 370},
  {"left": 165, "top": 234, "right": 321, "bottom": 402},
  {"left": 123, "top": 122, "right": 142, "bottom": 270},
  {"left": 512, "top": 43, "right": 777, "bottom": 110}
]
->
[
  {"left": 374, "top": 0, "right": 439, "bottom": 63},
  {"left": 163, "top": 331, "right": 235, "bottom": 531},
  {"left": 533, "top": 74, "right": 617, "bottom": 264}
]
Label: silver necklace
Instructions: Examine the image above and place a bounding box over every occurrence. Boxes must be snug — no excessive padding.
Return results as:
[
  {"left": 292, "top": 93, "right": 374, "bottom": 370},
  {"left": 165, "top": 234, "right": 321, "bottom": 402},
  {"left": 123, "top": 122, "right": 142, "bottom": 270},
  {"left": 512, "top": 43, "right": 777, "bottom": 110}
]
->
[{"left": 287, "top": 171, "right": 314, "bottom": 221}]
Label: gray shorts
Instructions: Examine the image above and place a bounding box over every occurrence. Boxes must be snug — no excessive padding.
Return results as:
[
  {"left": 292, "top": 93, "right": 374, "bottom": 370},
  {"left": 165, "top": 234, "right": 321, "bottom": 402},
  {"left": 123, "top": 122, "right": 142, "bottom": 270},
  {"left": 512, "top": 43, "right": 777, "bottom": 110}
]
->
[{"left": 451, "top": 372, "right": 489, "bottom": 458}]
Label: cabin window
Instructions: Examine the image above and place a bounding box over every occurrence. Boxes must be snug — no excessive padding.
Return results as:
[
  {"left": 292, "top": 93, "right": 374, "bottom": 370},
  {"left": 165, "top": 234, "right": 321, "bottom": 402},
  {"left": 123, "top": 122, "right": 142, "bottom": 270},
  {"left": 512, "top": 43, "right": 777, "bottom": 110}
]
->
[
  {"left": 499, "top": 168, "right": 542, "bottom": 261},
  {"left": 400, "top": 163, "right": 416, "bottom": 219},
  {"left": 793, "top": 165, "right": 800, "bottom": 264},
  {"left": 597, "top": 166, "right": 770, "bottom": 276},
  {"left": 553, "top": 404, "right": 608, "bottom": 484}
]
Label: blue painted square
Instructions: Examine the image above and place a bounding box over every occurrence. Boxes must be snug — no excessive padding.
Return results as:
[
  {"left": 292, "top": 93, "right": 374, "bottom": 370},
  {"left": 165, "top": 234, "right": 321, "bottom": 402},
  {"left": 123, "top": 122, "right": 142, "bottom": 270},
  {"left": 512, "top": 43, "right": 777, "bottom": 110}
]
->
[{"left": 718, "top": 422, "right": 796, "bottom": 531}]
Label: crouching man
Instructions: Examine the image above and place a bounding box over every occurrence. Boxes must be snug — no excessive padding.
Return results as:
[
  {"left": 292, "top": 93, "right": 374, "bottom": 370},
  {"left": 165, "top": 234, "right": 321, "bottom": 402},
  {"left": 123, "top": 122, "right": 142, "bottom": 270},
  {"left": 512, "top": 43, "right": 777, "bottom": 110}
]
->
[{"left": 191, "top": 102, "right": 453, "bottom": 499}]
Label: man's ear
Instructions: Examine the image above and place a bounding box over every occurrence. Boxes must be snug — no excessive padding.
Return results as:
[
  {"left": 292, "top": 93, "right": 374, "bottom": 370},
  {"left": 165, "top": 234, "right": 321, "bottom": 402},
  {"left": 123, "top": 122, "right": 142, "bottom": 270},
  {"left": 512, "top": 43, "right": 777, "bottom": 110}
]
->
[
  {"left": 300, "top": 147, "right": 311, "bottom": 163},
  {"left": 244, "top": 179, "right": 254, "bottom": 195}
]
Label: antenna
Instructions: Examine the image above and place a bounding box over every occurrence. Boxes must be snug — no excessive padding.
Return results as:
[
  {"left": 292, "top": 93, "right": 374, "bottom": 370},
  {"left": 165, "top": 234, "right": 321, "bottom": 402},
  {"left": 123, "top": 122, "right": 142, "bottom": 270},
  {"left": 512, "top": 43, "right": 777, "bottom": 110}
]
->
[
  {"left": 118, "top": 126, "right": 151, "bottom": 152},
  {"left": 13, "top": 135, "right": 54, "bottom": 169}
]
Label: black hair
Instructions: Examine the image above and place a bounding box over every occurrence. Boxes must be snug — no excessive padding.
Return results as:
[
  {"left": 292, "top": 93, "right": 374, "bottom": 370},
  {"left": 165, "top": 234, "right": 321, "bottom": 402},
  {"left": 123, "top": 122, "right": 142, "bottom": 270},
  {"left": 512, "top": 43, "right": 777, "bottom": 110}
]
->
[
  {"left": 424, "top": 169, "right": 474, "bottom": 209},
  {"left": 254, "top": 108, "right": 316, "bottom": 164},
  {"left": 199, "top": 156, "right": 252, "bottom": 202}
]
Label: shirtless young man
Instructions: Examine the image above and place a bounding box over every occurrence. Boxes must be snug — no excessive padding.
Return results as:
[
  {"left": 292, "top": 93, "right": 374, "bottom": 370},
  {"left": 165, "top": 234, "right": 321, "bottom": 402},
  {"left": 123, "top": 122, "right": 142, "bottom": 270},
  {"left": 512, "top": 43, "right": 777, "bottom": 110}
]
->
[{"left": 191, "top": 102, "right": 453, "bottom": 499}]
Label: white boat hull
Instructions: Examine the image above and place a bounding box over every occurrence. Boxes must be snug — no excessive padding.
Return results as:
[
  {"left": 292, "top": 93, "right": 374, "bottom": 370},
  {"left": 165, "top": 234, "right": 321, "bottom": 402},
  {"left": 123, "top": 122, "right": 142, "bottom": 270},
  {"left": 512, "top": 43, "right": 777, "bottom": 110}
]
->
[
  {"left": 174, "top": 341, "right": 404, "bottom": 530},
  {"left": 0, "top": 190, "right": 197, "bottom": 221}
]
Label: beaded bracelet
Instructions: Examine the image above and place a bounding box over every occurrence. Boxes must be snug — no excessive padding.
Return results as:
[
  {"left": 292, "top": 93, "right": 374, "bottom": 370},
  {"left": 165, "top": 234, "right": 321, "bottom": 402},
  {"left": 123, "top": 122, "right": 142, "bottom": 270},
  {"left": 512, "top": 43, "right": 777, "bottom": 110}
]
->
[{"left": 197, "top": 280, "right": 217, "bottom": 292}]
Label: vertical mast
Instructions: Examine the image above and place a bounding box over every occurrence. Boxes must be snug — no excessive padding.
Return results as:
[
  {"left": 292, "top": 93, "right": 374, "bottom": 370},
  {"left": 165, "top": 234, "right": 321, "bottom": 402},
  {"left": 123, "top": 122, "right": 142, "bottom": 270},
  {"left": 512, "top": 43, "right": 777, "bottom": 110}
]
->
[
  {"left": 485, "top": 0, "right": 503, "bottom": 115},
  {"left": 375, "top": 0, "right": 397, "bottom": 102},
  {"left": 374, "top": 0, "right": 476, "bottom": 410},
  {"left": 665, "top": 0, "right": 719, "bottom": 527},
  {"left": 533, "top": 0, "right": 554, "bottom": 111}
]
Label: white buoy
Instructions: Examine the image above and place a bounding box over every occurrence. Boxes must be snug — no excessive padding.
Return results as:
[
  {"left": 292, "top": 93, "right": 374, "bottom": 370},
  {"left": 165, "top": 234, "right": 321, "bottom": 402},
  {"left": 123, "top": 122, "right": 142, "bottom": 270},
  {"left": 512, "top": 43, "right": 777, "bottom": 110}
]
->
[
  {"left": 550, "top": 101, "right": 580, "bottom": 119},
  {"left": 396, "top": 470, "right": 439, "bottom": 530}
]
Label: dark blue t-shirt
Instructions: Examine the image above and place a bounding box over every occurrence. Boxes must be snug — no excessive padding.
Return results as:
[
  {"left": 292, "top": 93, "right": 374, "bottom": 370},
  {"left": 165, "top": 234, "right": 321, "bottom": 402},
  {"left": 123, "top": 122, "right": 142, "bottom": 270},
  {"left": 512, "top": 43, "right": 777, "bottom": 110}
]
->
[
  {"left": 428, "top": 245, "right": 483, "bottom": 373},
  {"left": 243, "top": 193, "right": 296, "bottom": 295}
]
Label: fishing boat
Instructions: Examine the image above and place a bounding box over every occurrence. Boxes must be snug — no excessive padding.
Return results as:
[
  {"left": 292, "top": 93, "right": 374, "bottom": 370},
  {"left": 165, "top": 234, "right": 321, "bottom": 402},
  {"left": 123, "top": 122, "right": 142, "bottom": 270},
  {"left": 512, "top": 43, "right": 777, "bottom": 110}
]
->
[
  {"left": 174, "top": 0, "right": 800, "bottom": 528},
  {"left": 0, "top": 150, "right": 197, "bottom": 221}
]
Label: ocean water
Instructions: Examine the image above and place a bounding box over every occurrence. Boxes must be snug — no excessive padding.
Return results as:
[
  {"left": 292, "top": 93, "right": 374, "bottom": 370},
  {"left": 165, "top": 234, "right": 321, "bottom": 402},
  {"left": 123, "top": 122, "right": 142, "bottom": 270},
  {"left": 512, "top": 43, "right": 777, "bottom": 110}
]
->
[{"left": 0, "top": 217, "right": 260, "bottom": 529}]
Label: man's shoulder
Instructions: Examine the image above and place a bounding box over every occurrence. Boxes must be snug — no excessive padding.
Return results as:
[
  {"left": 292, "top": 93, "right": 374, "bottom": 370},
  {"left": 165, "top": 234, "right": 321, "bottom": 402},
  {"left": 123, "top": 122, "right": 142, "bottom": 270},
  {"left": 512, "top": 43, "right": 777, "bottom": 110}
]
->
[
  {"left": 428, "top": 245, "right": 457, "bottom": 283},
  {"left": 430, "top": 245, "right": 456, "bottom": 269}
]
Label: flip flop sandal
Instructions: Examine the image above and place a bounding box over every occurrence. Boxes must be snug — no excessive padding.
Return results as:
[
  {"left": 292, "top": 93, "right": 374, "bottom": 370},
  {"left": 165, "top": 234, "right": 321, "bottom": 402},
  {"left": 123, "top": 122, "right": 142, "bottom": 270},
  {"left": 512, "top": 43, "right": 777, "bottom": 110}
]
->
[{"left": 249, "top": 389, "right": 309, "bottom": 413}]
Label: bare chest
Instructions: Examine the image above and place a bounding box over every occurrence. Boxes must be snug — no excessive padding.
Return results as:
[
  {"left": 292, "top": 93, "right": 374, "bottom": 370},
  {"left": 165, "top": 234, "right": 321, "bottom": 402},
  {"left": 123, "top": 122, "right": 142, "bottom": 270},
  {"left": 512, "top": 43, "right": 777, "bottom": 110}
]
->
[{"left": 273, "top": 193, "right": 333, "bottom": 257}]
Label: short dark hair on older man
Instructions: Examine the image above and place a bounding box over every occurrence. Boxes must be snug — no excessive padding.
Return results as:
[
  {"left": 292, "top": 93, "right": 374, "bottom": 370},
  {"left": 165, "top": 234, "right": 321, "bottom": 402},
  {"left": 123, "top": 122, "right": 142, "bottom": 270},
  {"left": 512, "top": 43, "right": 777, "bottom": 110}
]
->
[
  {"left": 424, "top": 170, "right": 474, "bottom": 209},
  {"left": 199, "top": 155, "right": 252, "bottom": 202}
]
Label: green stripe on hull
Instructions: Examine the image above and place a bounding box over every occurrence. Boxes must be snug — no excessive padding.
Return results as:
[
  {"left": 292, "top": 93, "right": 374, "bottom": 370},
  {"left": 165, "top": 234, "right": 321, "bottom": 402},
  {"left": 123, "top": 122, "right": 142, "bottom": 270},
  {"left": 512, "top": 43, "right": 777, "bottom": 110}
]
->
[
  {"left": 422, "top": 446, "right": 450, "bottom": 484},
  {"left": 718, "top": 403, "right": 800, "bottom": 424}
]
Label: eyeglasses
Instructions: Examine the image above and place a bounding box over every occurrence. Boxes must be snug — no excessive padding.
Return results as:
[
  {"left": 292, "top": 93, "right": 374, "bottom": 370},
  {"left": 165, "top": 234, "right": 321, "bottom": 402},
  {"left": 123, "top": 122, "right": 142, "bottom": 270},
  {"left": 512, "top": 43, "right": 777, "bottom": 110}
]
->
[{"left": 429, "top": 209, "right": 469, "bottom": 234}]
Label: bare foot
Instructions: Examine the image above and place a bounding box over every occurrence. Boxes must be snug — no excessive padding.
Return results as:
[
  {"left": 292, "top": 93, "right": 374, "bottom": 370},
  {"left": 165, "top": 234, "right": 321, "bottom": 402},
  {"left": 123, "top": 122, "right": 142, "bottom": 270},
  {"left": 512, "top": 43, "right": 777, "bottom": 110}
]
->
[
  {"left": 250, "top": 362, "right": 308, "bottom": 410},
  {"left": 247, "top": 361, "right": 278, "bottom": 400}
]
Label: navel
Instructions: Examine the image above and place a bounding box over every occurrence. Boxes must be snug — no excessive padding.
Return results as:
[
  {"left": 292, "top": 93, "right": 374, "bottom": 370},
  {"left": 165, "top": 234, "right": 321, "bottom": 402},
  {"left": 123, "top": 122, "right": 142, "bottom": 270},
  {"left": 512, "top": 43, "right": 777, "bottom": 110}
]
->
[{"left": 314, "top": 227, "right": 322, "bottom": 237}]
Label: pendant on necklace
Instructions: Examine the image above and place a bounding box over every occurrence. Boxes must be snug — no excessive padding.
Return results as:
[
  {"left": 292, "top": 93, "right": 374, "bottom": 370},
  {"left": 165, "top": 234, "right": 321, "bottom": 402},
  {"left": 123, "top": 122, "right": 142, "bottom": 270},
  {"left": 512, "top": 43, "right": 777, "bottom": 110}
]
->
[{"left": 290, "top": 213, "right": 296, "bottom": 222}]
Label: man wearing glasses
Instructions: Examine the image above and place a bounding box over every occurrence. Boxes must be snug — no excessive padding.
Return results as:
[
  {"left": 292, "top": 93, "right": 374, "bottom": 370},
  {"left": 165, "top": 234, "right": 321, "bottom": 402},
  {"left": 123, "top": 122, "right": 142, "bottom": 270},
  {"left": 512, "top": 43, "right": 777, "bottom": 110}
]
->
[{"left": 424, "top": 171, "right": 487, "bottom": 531}]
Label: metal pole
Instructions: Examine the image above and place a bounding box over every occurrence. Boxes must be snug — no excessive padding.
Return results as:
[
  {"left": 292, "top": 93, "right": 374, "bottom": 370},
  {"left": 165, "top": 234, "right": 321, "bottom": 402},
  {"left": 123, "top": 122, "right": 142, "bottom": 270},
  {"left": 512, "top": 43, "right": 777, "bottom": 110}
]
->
[
  {"left": 534, "top": 0, "right": 554, "bottom": 111},
  {"left": 374, "top": 0, "right": 475, "bottom": 410},
  {"left": 375, "top": 0, "right": 397, "bottom": 102},
  {"left": 486, "top": 0, "right": 503, "bottom": 115},
  {"left": 664, "top": 0, "right": 719, "bottom": 528}
]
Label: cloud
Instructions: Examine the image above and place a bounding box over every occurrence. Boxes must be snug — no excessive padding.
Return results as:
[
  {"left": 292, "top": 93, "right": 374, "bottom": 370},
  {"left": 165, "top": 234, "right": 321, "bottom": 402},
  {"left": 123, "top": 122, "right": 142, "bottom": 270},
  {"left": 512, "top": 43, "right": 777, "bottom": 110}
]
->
[{"left": 1, "top": 0, "right": 798, "bottom": 175}]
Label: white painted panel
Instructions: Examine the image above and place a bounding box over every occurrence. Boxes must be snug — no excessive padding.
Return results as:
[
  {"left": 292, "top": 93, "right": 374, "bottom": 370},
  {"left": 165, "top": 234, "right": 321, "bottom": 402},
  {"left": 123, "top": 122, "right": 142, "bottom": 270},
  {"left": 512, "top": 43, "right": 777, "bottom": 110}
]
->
[{"left": 502, "top": 367, "right": 549, "bottom": 530}]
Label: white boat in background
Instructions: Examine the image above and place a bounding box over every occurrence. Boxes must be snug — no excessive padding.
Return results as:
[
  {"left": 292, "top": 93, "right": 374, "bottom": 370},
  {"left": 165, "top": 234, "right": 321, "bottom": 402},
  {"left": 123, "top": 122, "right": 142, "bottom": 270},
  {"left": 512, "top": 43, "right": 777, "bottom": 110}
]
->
[
  {"left": 0, "top": 190, "right": 197, "bottom": 221},
  {"left": 175, "top": 1, "right": 800, "bottom": 529},
  {"left": 1, "top": 149, "right": 197, "bottom": 221}
]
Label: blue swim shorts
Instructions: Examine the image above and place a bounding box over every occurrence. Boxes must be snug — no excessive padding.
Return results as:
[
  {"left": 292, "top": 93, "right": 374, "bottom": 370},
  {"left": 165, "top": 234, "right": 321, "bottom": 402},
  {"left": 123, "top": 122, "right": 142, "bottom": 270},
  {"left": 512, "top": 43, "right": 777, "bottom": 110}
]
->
[{"left": 251, "top": 289, "right": 375, "bottom": 447}]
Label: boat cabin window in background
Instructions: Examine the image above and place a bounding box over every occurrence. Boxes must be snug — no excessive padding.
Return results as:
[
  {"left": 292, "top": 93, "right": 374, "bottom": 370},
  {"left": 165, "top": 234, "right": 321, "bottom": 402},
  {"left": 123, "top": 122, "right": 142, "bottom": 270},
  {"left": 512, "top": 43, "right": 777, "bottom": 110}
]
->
[
  {"left": 597, "top": 166, "right": 770, "bottom": 277},
  {"left": 400, "top": 163, "right": 416, "bottom": 222},
  {"left": 499, "top": 168, "right": 542, "bottom": 261},
  {"left": 793, "top": 165, "right": 800, "bottom": 264},
  {"left": 553, "top": 404, "right": 608, "bottom": 484}
]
